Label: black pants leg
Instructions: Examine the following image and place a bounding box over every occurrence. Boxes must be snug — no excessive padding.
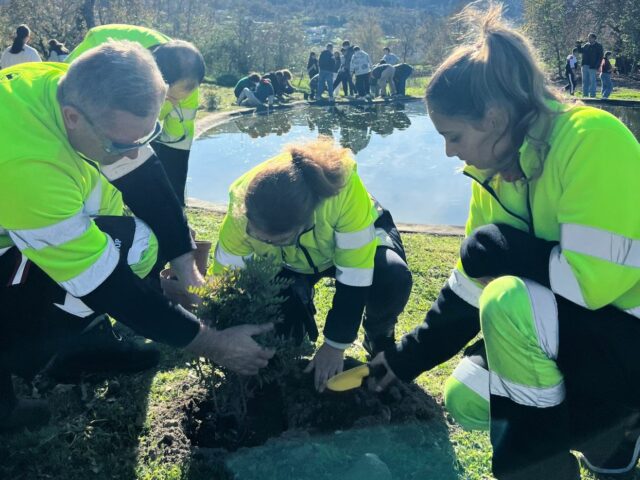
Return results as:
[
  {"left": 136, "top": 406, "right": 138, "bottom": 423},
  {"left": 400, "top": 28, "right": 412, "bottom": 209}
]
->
[
  {"left": 0, "top": 249, "right": 93, "bottom": 380},
  {"left": 396, "top": 77, "right": 407, "bottom": 95},
  {"left": 556, "top": 299, "right": 640, "bottom": 463},
  {"left": 362, "top": 247, "right": 412, "bottom": 343},
  {"left": 491, "top": 395, "right": 580, "bottom": 480},
  {"left": 151, "top": 142, "right": 190, "bottom": 207}
]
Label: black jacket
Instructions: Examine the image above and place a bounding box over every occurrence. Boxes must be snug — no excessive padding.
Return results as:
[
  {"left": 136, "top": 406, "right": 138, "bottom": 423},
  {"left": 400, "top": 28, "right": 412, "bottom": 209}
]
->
[
  {"left": 578, "top": 41, "right": 604, "bottom": 69},
  {"left": 319, "top": 49, "right": 335, "bottom": 71}
]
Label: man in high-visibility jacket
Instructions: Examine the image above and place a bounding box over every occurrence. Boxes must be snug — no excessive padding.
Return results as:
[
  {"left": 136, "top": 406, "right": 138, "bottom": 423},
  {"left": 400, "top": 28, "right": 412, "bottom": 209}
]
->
[
  {"left": 66, "top": 24, "right": 205, "bottom": 206},
  {"left": 0, "top": 43, "right": 273, "bottom": 432}
]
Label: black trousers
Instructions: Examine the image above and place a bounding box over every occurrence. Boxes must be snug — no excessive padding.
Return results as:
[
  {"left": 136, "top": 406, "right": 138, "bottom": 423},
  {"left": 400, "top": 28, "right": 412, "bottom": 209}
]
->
[
  {"left": 276, "top": 211, "right": 411, "bottom": 345},
  {"left": 0, "top": 248, "right": 95, "bottom": 380},
  {"left": 333, "top": 71, "right": 355, "bottom": 96},
  {"left": 565, "top": 70, "right": 577, "bottom": 95},
  {"left": 394, "top": 76, "right": 408, "bottom": 96},
  {"left": 151, "top": 142, "right": 190, "bottom": 207},
  {"left": 355, "top": 74, "right": 371, "bottom": 97}
]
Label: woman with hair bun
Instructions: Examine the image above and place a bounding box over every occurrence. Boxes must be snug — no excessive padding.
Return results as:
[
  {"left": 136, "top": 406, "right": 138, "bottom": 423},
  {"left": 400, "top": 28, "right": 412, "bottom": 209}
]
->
[
  {"left": 368, "top": 3, "right": 640, "bottom": 479},
  {"left": 213, "top": 137, "right": 412, "bottom": 392},
  {"left": 1, "top": 24, "right": 41, "bottom": 69}
]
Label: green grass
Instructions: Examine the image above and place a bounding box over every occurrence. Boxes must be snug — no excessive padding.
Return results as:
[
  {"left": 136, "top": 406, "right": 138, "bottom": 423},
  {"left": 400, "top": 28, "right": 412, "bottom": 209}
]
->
[{"left": 1, "top": 209, "right": 637, "bottom": 479}]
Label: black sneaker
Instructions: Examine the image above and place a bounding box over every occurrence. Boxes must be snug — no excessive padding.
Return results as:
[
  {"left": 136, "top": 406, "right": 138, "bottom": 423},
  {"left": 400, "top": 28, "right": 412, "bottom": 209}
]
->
[
  {"left": 45, "top": 316, "right": 160, "bottom": 383},
  {"left": 579, "top": 414, "right": 640, "bottom": 475}
]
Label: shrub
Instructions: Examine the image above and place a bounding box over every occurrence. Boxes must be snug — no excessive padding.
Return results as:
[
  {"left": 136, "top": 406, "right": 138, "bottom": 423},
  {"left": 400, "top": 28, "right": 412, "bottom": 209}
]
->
[
  {"left": 215, "top": 73, "right": 240, "bottom": 87},
  {"left": 204, "top": 91, "right": 220, "bottom": 111},
  {"left": 191, "top": 256, "right": 313, "bottom": 425}
]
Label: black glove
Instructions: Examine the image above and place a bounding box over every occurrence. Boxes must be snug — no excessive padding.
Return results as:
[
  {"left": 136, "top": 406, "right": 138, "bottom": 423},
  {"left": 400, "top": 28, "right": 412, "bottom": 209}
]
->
[{"left": 460, "top": 224, "right": 558, "bottom": 288}]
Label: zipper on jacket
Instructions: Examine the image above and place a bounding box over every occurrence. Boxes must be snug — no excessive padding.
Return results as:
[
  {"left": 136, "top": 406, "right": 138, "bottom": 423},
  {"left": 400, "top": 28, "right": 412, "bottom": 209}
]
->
[
  {"left": 281, "top": 224, "right": 319, "bottom": 275},
  {"left": 463, "top": 171, "right": 534, "bottom": 235}
]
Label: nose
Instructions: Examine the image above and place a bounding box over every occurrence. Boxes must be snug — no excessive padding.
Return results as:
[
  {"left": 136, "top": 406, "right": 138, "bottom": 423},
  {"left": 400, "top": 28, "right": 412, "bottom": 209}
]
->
[
  {"left": 445, "top": 142, "right": 458, "bottom": 158},
  {"left": 123, "top": 148, "right": 139, "bottom": 160}
]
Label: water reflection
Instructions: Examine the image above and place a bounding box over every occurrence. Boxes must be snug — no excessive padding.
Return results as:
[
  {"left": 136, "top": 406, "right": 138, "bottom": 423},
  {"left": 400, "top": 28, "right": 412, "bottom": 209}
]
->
[
  {"left": 189, "top": 101, "right": 639, "bottom": 226},
  {"left": 306, "top": 104, "right": 412, "bottom": 153}
]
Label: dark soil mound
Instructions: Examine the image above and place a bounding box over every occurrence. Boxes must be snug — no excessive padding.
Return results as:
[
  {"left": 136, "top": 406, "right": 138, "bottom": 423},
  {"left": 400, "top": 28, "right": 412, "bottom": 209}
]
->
[{"left": 185, "top": 358, "right": 439, "bottom": 452}]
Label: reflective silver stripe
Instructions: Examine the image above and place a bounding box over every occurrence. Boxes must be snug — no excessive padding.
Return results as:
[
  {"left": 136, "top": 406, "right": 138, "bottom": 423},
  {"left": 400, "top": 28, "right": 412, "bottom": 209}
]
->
[
  {"left": 448, "top": 269, "right": 482, "bottom": 308},
  {"left": 452, "top": 357, "right": 490, "bottom": 401},
  {"left": 54, "top": 293, "right": 94, "bottom": 318},
  {"left": 58, "top": 236, "right": 120, "bottom": 297},
  {"left": 375, "top": 228, "right": 395, "bottom": 248},
  {"left": 324, "top": 338, "right": 351, "bottom": 350},
  {"left": 549, "top": 245, "right": 588, "bottom": 307},
  {"left": 99, "top": 144, "right": 155, "bottom": 181},
  {"left": 561, "top": 223, "right": 640, "bottom": 268},
  {"left": 335, "top": 224, "right": 375, "bottom": 249},
  {"left": 11, "top": 254, "right": 28, "bottom": 285},
  {"left": 9, "top": 212, "right": 91, "bottom": 251},
  {"left": 214, "top": 243, "right": 247, "bottom": 269},
  {"left": 524, "top": 280, "right": 560, "bottom": 360},
  {"left": 84, "top": 181, "right": 102, "bottom": 215},
  {"left": 626, "top": 306, "right": 640, "bottom": 319},
  {"left": 0, "top": 246, "right": 10, "bottom": 256},
  {"left": 490, "top": 371, "right": 565, "bottom": 407},
  {"left": 127, "top": 218, "right": 152, "bottom": 266},
  {"left": 335, "top": 265, "right": 374, "bottom": 287}
]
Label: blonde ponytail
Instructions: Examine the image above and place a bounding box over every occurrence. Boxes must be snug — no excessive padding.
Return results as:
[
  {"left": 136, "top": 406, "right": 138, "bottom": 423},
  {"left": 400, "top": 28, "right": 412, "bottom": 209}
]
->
[{"left": 426, "top": 2, "right": 563, "bottom": 177}]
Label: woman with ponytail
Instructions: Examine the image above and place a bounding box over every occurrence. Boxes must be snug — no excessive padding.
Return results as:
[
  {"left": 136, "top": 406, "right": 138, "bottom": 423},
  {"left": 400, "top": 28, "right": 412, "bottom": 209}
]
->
[
  {"left": 213, "top": 137, "right": 412, "bottom": 392},
  {"left": 0, "top": 25, "right": 41, "bottom": 69},
  {"left": 369, "top": 3, "right": 640, "bottom": 479}
]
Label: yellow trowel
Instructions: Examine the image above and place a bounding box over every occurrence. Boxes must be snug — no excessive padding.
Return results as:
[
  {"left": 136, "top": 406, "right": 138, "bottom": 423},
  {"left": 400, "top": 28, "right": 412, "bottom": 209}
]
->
[{"left": 326, "top": 363, "right": 387, "bottom": 392}]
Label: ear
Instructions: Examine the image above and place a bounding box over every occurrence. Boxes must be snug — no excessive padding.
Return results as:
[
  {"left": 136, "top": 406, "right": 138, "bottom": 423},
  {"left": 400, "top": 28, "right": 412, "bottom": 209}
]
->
[
  {"left": 482, "top": 106, "right": 509, "bottom": 132},
  {"left": 61, "top": 105, "right": 82, "bottom": 130}
]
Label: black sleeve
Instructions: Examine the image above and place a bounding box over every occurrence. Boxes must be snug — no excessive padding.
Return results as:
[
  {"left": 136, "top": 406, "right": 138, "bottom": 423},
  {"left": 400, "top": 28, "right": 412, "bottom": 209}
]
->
[
  {"left": 460, "top": 223, "right": 557, "bottom": 288},
  {"left": 385, "top": 283, "right": 480, "bottom": 382},
  {"left": 323, "top": 281, "right": 368, "bottom": 344},
  {"left": 109, "top": 154, "right": 194, "bottom": 264},
  {"left": 80, "top": 260, "right": 200, "bottom": 348}
]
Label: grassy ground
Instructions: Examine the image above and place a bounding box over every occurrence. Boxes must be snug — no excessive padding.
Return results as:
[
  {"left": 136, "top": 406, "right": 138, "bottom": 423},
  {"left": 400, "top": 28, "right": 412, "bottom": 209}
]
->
[{"left": 2, "top": 207, "right": 630, "bottom": 479}]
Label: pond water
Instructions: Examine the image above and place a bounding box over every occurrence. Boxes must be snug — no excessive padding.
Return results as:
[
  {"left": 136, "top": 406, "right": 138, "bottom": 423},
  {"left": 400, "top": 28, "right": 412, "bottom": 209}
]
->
[{"left": 188, "top": 102, "right": 640, "bottom": 226}]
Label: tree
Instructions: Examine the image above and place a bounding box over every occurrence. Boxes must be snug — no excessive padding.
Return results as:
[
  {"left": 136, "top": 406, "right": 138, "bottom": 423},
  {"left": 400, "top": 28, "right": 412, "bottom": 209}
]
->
[
  {"left": 523, "top": 0, "right": 572, "bottom": 77},
  {"left": 350, "top": 10, "right": 384, "bottom": 61}
]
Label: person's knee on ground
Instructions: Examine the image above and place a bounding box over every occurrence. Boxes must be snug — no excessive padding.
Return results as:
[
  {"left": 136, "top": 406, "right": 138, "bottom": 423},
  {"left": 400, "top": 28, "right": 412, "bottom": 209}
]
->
[
  {"left": 444, "top": 343, "right": 490, "bottom": 431},
  {"left": 480, "top": 276, "right": 577, "bottom": 479}
]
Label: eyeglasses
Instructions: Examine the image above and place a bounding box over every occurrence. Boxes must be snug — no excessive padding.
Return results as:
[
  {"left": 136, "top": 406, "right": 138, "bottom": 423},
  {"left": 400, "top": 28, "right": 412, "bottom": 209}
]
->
[
  {"left": 246, "top": 222, "right": 314, "bottom": 247},
  {"left": 72, "top": 103, "right": 163, "bottom": 155}
]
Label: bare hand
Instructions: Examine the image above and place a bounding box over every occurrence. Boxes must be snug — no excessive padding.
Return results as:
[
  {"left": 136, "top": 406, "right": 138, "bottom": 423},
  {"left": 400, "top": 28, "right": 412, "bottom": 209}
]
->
[
  {"left": 186, "top": 323, "right": 275, "bottom": 375},
  {"left": 366, "top": 352, "right": 398, "bottom": 392},
  {"left": 304, "top": 342, "right": 345, "bottom": 392},
  {"left": 170, "top": 252, "right": 205, "bottom": 306}
]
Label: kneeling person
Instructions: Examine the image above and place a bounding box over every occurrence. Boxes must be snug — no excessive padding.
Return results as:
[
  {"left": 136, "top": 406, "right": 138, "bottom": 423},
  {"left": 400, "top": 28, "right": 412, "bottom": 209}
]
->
[{"left": 213, "top": 138, "right": 413, "bottom": 392}]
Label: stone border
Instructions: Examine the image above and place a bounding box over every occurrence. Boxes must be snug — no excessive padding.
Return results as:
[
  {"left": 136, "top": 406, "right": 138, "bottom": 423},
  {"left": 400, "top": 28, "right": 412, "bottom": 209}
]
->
[{"left": 580, "top": 97, "right": 640, "bottom": 107}]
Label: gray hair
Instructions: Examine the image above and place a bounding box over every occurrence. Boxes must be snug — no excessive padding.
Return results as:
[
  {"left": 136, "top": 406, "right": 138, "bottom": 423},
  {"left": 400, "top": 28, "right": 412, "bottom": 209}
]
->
[{"left": 58, "top": 41, "right": 167, "bottom": 127}]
